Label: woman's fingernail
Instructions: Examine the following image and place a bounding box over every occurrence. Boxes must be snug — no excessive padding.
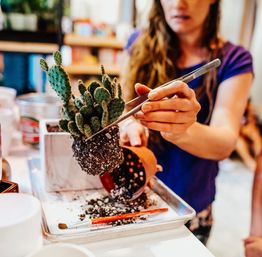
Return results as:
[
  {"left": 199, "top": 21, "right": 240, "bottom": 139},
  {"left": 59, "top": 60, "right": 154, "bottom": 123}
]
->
[
  {"left": 148, "top": 91, "right": 157, "bottom": 99},
  {"left": 142, "top": 104, "right": 151, "bottom": 112},
  {"left": 134, "top": 112, "right": 144, "bottom": 118}
]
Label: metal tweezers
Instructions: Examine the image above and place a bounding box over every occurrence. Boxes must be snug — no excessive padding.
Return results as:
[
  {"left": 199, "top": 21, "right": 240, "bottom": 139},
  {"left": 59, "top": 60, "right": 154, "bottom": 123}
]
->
[{"left": 88, "top": 58, "right": 221, "bottom": 140}]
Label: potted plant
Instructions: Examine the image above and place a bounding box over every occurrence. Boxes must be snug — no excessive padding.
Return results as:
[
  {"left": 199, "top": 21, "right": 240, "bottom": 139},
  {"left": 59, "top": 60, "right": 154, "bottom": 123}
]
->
[
  {"left": 1, "top": 0, "right": 38, "bottom": 31},
  {"left": 39, "top": 52, "right": 159, "bottom": 197},
  {"left": 1, "top": 0, "right": 55, "bottom": 31},
  {"left": 40, "top": 51, "right": 125, "bottom": 177}
]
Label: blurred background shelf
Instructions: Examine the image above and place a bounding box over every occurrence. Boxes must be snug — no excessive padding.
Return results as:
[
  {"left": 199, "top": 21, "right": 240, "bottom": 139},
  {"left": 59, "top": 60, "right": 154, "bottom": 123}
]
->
[
  {"left": 65, "top": 63, "right": 120, "bottom": 76},
  {"left": 0, "top": 30, "right": 62, "bottom": 44},
  {"left": 64, "top": 34, "right": 125, "bottom": 49},
  {"left": 0, "top": 41, "right": 59, "bottom": 54}
]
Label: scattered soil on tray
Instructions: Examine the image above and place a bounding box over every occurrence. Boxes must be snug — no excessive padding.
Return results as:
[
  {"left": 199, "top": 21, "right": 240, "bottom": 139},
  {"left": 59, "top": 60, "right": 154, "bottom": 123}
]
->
[{"left": 80, "top": 191, "right": 157, "bottom": 226}]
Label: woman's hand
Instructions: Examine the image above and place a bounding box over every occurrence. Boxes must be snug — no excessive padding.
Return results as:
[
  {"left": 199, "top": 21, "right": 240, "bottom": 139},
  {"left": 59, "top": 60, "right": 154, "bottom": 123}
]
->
[
  {"left": 120, "top": 84, "right": 150, "bottom": 146},
  {"left": 120, "top": 119, "right": 148, "bottom": 146},
  {"left": 244, "top": 236, "right": 262, "bottom": 257},
  {"left": 134, "top": 81, "right": 201, "bottom": 144}
]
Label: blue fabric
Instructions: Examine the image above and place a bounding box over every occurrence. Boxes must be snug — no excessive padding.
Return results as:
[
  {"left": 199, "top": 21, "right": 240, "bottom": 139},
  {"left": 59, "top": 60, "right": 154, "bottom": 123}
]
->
[{"left": 126, "top": 32, "right": 253, "bottom": 212}]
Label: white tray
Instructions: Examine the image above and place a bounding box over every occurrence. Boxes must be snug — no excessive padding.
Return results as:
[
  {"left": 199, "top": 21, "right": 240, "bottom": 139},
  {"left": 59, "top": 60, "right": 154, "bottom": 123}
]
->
[{"left": 28, "top": 157, "right": 195, "bottom": 243}]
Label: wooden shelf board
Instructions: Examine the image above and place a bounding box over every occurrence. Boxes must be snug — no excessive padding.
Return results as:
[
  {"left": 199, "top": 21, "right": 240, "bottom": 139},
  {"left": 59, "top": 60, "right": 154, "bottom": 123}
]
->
[
  {"left": 65, "top": 64, "right": 120, "bottom": 76},
  {"left": 0, "top": 41, "right": 58, "bottom": 54},
  {"left": 64, "top": 34, "right": 125, "bottom": 49},
  {"left": 0, "top": 30, "right": 60, "bottom": 44}
]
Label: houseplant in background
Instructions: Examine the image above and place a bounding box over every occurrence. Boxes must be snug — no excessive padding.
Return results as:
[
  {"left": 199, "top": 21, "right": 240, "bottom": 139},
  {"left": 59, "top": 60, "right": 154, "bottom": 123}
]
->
[
  {"left": 36, "top": 0, "right": 60, "bottom": 32},
  {"left": 1, "top": 0, "right": 24, "bottom": 30},
  {"left": 1, "top": 0, "right": 58, "bottom": 32},
  {"left": 1, "top": 0, "right": 37, "bottom": 31},
  {"left": 40, "top": 51, "right": 125, "bottom": 176}
]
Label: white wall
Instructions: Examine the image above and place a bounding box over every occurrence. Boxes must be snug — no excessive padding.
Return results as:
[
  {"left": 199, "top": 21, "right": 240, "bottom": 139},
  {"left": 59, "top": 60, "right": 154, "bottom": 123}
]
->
[
  {"left": 220, "top": 0, "right": 246, "bottom": 45},
  {"left": 135, "top": 0, "right": 152, "bottom": 28},
  {"left": 70, "top": 0, "right": 121, "bottom": 24}
]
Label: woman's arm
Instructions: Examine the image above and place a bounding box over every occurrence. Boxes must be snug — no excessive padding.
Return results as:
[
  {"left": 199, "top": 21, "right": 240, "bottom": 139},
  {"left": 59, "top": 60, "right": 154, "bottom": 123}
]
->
[
  {"left": 135, "top": 72, "right": 253, "bottom": 160},
  {"left": 250, "top": 151, "right": 262, "bottom": 236}
]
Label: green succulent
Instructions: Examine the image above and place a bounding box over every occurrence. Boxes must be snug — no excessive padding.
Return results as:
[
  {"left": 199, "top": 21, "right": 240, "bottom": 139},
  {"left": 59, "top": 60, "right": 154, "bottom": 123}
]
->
[
  {"left": 40, "top": 52, "right": 71, "bottom": 104},
  {"left": 40, "top": 51, "right": 125, "bottom": 138}
]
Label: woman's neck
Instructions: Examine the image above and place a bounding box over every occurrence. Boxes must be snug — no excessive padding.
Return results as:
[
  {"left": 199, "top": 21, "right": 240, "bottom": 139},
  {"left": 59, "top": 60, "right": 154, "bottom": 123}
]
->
[{"left": 177, "top": 30, "right": 208, "bottom": 68}]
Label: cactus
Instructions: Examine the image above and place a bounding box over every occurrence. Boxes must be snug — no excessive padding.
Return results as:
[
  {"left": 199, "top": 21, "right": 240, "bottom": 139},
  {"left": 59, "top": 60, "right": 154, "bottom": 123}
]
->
[
  {"left": 59, "top": 119, "right": 69, "bottom": 132},
  {"left": 101, "top": 100, "right": 109, "bottom": 128},
  {"left": 40, "top": 52, "right": 125, "bottom": 175},
  {"left": 78, "top": 80, "right": 86, "bottom": 95},
  {"left": 80, "top": 106, "right": 93, "bottom": 117},
  {"left": 54, "top": 51, "right": 62, "bottom": 66},
  {"left": 108, "top": 98, "right": 125, "bottom": 123},
  {"left": 40, "top": 52, "right": 125, "bottom": 138},
  {"left": 40, "top": 59, "right": 48, "bottom": 72},
  {"left": 63, "top": 104, "right": 74, "bottom": 120},
  {"left": 101, "top": 65, "right": 113, "bottom": 95},
  {"left": 90, "top": 116, "right": 101, "bottom": 133},
  {"left": 40, "top": 51, "right": 71, "bottom": 104},
  {"left": 83, "top": 124, "right": 92, "bottom": 138},
  {"left": 94, "top": 87, "right": 111, "bottom": 106},
  {"left": 88, "top": 81, "right": 100, "bottom": 96},
  {"left": 68, "top": 121, "right": 81, "bottom": 137},
  {"left": 94, "top": 104, "right": 103, "bottom": 118},
  {"left": 74, "top": 97, "right": 83, "bottom": 110},
  {"left": 75, "top": 112, "right": 84, "bottom": 134},
  {"left": 117, "top": 82, "right": 122, "bottom": 98},
  {"left": 83, "top": 91, "right": 94, "bottom": 107}
]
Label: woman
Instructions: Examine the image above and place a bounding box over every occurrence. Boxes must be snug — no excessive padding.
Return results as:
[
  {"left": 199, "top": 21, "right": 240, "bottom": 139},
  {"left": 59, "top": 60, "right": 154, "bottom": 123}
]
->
[
  {"left": 244, "top": 150, "right": 262, "bottom": 257},
  {"left": 121, "top": 0, "right": 253, "bottom": 244}
]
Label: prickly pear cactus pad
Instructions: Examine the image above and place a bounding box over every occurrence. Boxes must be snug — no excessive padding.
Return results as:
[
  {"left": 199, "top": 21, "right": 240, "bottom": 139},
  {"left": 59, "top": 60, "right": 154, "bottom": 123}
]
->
[{"left": 40, "top": 51, "right": 125, "bottom": 175}]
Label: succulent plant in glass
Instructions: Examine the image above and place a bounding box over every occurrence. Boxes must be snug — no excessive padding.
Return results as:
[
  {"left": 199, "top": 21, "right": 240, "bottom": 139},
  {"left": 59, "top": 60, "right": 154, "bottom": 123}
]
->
[{"left": 40, "top": 51, "right": 125, "bottom": 175}]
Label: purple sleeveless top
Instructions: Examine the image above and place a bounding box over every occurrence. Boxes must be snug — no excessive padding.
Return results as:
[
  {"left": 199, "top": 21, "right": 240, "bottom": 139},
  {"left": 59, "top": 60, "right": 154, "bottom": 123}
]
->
[{"left": 126, "top": 31, "right": 253, "bottom": 212}]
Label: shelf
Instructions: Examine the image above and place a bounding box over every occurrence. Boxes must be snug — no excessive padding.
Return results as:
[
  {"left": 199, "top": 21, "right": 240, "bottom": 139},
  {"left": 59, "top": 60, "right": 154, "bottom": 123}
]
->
[
  {"left": 65, "top": 64, "right": 120, "bottom": 76},
  {"left": 0, "top": 41, "right": 59, "bottom": 54},
  {"left": 0, "top": 30, "right": 61, "bottom": 44},
  {"left": 64, "top": 34, "right": 125, "bottom": 49}
]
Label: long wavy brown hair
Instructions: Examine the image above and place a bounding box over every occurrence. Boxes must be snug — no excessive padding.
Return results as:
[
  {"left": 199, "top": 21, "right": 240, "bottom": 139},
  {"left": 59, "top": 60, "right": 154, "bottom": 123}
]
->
[{"left": 124, "top": 0, "right": 221, "bottom": 124}]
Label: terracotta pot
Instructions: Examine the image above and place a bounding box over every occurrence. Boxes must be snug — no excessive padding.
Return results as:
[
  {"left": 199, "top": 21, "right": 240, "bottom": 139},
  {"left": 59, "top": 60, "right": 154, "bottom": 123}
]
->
[
  {"left": 100, "top": 145, "right": 160, "bottom": 200},
  {"left": 124, "top": 146, "right": 158, "bottom": 185}
]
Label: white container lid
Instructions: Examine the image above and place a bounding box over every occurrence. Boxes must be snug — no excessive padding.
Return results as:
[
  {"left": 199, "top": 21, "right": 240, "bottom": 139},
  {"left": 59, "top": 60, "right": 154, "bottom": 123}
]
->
[
  {"left": 0, "top": 193, "right": 40, "bottom": 228},
  {"left": 0, "top": 193, "right": 43, "bottom": 257}
]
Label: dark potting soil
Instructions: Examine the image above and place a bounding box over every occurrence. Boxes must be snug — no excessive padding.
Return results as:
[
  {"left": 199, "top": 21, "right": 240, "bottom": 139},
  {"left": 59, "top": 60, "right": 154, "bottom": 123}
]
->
[
  {"left": 109, "top": 148, "right": 146, "bottom": 198},
  {"left": 46, "top": 124, "right": 63, "bottom": 133},
  {"left": 72, "top": 126, "right": 124, "bottom": 176}
]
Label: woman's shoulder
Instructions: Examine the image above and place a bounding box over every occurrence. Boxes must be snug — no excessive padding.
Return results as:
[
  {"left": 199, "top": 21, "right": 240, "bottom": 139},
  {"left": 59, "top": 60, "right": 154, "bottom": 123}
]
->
[
  {"left": 221, "top": 41, "right": 252, "bottom": 61},
  {"left": 218, "top": 41, "right": 253, "bottom": 82}
]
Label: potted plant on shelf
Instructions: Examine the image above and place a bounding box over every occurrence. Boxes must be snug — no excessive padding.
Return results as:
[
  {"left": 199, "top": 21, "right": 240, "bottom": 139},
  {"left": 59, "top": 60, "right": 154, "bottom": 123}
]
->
[
  {"left": 1, "top": 0, "right": 59, "bottom": 32},
  {"left": 1, "top": 0, "right": 38, "bottom": 31}
]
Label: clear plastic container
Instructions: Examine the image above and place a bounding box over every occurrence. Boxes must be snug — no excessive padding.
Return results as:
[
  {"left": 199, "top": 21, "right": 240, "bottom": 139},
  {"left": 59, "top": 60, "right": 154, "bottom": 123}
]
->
[{"left": 17, "top": 93, "right": 61, "bottom": 146}]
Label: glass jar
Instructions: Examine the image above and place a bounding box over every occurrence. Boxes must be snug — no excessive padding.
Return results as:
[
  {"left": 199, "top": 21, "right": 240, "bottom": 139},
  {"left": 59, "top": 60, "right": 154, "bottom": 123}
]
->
[{"left": 2, "top": 158, "right": 11, "bottom": 181}]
